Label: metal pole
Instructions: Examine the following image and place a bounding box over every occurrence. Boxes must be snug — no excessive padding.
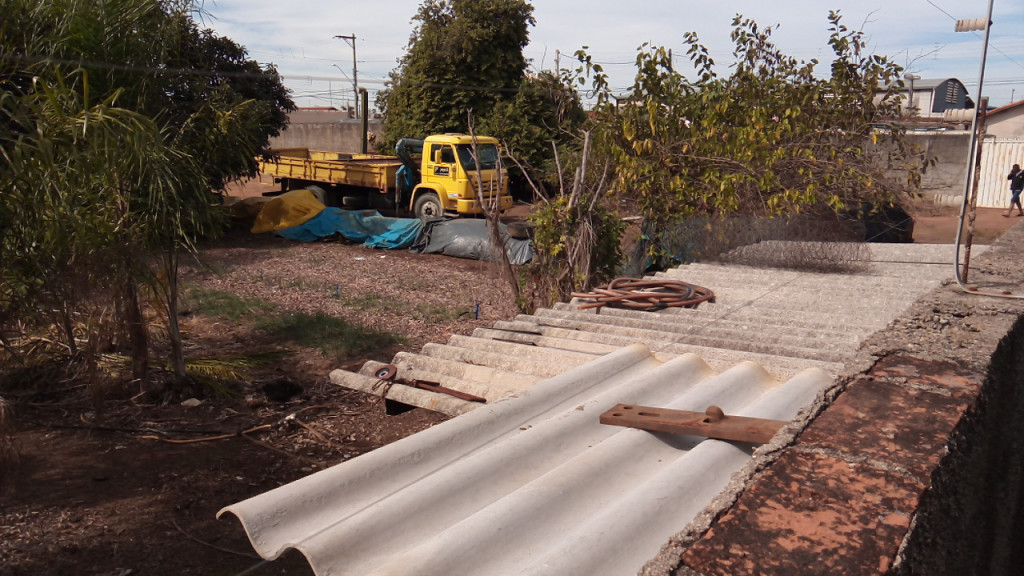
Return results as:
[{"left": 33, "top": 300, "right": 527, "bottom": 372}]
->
[
  {"left": 953, "top": 0, "right": 994, "bottom": 289},
  {"left": 335, "top": 34, "right": 359, "bottom": 119},
  {"left": 360, "top": 88, "right": 369, "bottom": 154},
  {"left": 961, "top": 97, "right": 987, "bottom": 283}
]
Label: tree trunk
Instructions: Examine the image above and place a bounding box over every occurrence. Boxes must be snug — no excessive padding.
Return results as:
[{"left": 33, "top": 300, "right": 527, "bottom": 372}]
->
[
  {"left": 121, "top": 269, "right": 150, "bottom": 386},
  {"left": 467, "top": 113, "right": 520, "bottom": 299},
  {"left": 56, "top": 299, "right": 78, "bottom": 357},
  {"left": 163, "top": 250, "right": 188, "bottom": 382}
]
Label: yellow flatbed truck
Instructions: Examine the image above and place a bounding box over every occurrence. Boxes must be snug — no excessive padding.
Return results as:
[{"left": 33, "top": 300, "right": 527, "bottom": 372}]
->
[{"left": 259, "top": 133, "right": 513, "bottom": 219}]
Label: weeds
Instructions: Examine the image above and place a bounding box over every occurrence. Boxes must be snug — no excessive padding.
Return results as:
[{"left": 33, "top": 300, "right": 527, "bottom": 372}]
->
[
  {"left": 341, "top": 292, "right": 394, "bottom": 312},
  {"left": 256, "top": 312, "right": 403, "bottom": 361},
  {"left": 412, "top": 302, "right": 466, "bottom": 324},
  {"left": 182, "top": 351, "right": 292, "bottom": 397},
  {"left": 185, "top": 286, "right": 275, "bottom": 322},
  {"left": 185, "top": 286, "right": 404, "bottom": 361}
]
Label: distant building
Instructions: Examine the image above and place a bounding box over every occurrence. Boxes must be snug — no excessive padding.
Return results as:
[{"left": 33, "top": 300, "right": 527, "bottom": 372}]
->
[
  {"left": 288, "top": 106, "right": 355, "bottom": 124},
  {"left": 983, "top": 100, "right": 1024, "bottom": 138},
  {"left": 879, "top": 77, "right": 972, "bottom": 120}
]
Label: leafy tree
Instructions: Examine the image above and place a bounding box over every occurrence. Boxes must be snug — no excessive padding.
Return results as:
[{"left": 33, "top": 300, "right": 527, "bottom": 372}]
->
[
  {"left": 478, "top": 70, "right": 588, "bottom": 196},
  {"left": 580, "top": 12, "right": 917, "bottom": 231},
  {"left": 378, "top": 0, "right": 534, "bottom": 145},
  {"left": 0, "top": 0, "right": 293, "bottom": 392},
  {"left": 379, "top": 0, "right": 590, "bottom": 203}
]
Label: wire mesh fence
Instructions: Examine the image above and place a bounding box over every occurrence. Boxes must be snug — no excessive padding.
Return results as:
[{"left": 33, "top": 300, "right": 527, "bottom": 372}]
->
[{"left": 623, "top": 213, "right": 885, "bottom": 275}]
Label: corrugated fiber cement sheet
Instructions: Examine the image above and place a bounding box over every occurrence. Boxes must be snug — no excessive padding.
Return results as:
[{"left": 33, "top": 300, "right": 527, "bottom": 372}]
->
[{"left": 219, "top": 343, "right": 830, "bottom": 576}]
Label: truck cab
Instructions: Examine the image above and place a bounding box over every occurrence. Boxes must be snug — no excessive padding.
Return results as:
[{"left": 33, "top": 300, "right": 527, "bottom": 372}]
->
[{"left": 410, "top": 134, "right": 513, "bottom": 219}]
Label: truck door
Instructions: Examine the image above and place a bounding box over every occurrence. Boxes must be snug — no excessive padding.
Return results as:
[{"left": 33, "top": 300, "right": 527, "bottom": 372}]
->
[{"left": 427, "top": 143, "right": 457, "bottom": 181}]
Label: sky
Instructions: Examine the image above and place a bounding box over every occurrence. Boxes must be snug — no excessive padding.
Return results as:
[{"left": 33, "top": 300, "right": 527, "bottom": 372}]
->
[{"left": 198, "top": 0, "right": 1024, "bottom": 111}]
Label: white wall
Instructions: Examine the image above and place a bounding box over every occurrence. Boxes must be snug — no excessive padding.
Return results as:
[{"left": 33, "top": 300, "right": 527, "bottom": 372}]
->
[{"left": 986, "top": 107, "right": 1024, "bottom": 138}]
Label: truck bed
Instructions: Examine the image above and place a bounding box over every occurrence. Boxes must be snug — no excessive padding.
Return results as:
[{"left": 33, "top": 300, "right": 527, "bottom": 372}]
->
[{"left": 260, "top": 148, "right": 404, "bottom": 194}]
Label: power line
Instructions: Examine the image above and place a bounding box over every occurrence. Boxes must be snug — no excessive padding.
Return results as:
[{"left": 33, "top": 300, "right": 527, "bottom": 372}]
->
[
  {"left": 0, "top": 53, "right": 281, "bottom": 81},
  {"left": 918, "top": 0, "right": 1024, "bottom": 74}
]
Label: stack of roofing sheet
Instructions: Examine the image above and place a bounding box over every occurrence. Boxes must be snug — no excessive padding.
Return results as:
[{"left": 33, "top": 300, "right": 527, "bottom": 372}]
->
[{"left": 329, "top": 242, "right": 967, "bottom": 415}]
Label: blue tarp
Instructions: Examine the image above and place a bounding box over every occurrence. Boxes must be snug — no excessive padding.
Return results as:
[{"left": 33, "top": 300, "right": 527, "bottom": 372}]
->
[
  {"left": 273, "top": 208, "right": 534, "bottom": 264},
  {"left": 277, "top": 209, "right": 424, "bottom": 249}
]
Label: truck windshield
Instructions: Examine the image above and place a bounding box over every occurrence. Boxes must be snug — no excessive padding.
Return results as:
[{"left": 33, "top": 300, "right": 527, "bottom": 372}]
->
[{"left": 456, "top": 144, "right": 499, "bottom": 172}]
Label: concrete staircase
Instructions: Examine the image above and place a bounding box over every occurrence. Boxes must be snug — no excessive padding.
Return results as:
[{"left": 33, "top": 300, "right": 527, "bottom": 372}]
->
[{"left": 329, "top": 242, "right": 969, "bottom": 415}]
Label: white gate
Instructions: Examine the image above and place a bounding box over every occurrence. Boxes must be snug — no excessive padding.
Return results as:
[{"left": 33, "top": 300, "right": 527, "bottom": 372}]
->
[{"left": 976, "top": 138, "right": 1024, "bottom": 208}]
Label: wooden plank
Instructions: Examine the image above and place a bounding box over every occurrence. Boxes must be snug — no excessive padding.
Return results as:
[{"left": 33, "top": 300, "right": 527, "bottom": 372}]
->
[{"left": 599, "top": 404, "right": 788, "bottom": 444}]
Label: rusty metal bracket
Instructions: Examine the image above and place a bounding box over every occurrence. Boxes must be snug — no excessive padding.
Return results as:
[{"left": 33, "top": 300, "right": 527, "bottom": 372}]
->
[
  {"left": 599, "top": 404, "right": 787, "bottom": 444},
  {"left": 372, "top": 365, "right": 486, "bottom": 403},
  {"left": 406, "top": 380, "right": 487, "bottom": 403}
]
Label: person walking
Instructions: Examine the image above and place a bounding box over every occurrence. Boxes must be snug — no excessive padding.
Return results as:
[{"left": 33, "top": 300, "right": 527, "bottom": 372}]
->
[{"left": 1005, "top": 163, "right": 1024, "bottom": 217}]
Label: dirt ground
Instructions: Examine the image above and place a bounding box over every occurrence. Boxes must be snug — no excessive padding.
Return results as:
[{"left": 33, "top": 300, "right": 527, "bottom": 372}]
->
[
  {"left": 912, "top": 204, "right": 1019, "bottom": 245},
  {"left": 0, "top": 193, "right": 1018, "bottom": 576},
  {"left": 1, "top": 222, "right": 517, "bottom": 576}
]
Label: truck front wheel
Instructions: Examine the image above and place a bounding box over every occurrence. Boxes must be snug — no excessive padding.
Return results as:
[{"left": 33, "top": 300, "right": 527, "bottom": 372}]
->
[{"left": 413, "top": 192, "right": 443, "bottom": 220}]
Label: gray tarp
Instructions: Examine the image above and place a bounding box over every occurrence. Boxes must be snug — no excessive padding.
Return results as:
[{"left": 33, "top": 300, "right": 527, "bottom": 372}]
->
[{"left": 411, "top": 218, "right": 533, "bottom": 265}]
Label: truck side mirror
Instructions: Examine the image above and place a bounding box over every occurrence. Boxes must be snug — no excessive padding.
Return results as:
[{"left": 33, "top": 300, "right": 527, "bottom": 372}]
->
[{"left": 434, "top": 150, "right": 443, "bottom": 164}]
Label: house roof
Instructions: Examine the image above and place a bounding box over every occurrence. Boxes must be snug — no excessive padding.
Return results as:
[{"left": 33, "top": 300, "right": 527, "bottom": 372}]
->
[
  {"left": 879, "top": 77, "right": 966, "bottom": 92},
  {"left": 986, "top": 99, "right": 1024, "bottom": 116},
  {"left": 908, "top": 78, "right": 962, "bottom": 90}
]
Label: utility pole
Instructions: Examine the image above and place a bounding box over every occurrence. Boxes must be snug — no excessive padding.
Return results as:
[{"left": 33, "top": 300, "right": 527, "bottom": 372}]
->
[{"left": 335, "top": 34, "right": 358, "bottom": 118}]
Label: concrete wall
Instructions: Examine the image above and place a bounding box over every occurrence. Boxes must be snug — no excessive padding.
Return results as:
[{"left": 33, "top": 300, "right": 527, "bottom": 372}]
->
[
  {"left": 903, "top": 131, "right": 972, "bottom": 196},
  {"left": 890, "top": 226, "right": 1024, "bottom": 575},
  {"left": 893, "top": 321, "right": 1024, "bottom": 575},
  {"left": 269, "top": 119, "right": 385, "bottom": 154},
  {"left": 891, "top": 128, "right": 1024, "bottom": 208}
]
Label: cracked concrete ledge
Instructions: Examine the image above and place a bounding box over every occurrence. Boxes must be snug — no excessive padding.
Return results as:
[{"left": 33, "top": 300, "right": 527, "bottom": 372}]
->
[{"left": 643, "top": 222, "right": 1024, "bottom": 576}]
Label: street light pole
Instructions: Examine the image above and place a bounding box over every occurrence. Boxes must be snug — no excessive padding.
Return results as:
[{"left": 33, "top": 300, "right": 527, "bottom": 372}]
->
[{"left": 335, "top": 34, "right": 358, "bottom": 119}]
